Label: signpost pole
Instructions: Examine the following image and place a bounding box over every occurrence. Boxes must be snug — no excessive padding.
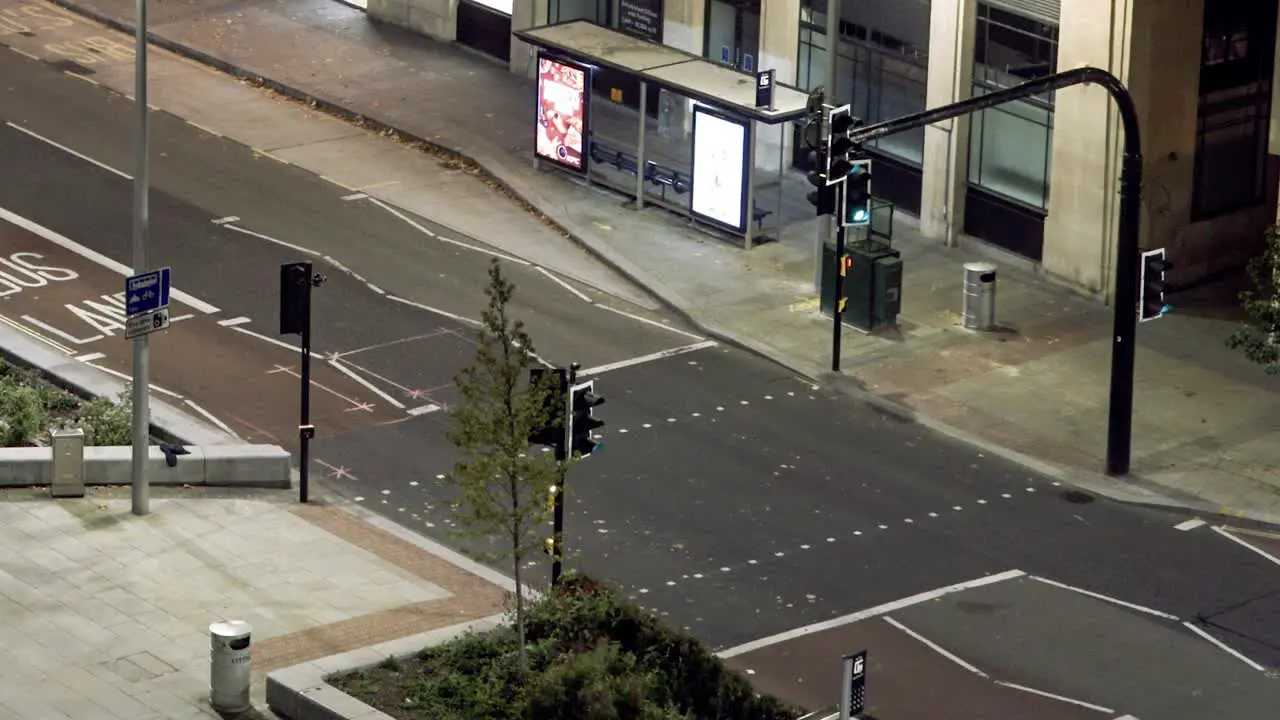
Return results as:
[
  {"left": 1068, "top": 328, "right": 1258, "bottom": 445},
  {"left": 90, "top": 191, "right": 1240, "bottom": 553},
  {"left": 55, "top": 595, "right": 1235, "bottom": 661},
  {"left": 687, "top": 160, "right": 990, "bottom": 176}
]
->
[
  {"left": 299, "top": 317, "right": 311, "bottom": 504},
  {"left": 130, "top": 0, "right": 150, "bottom": 516},
  {"left": 635, "top": 81, "right": 646, "bottom": 210}
]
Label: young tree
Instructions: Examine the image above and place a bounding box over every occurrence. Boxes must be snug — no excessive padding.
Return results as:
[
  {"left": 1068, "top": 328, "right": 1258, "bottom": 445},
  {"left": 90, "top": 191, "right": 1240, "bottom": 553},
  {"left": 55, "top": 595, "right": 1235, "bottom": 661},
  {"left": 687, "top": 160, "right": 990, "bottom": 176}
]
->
[
  {"left": 446, "top": 258, "right": 566, "bottom": 672},
  {"left": 1227, "top": 225, "right": 1280, "bottom": 374}
]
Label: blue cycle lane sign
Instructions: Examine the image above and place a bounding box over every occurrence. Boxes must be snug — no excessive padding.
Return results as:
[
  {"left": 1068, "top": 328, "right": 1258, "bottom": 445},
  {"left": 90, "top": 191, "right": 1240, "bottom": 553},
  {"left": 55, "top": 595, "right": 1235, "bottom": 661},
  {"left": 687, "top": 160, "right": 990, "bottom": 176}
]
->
[
  {"left": 124, "top": 268, "right": 173, "bottom": 339},
  {"left": 125, "top": 267, "right": 171, "bottom": 316}
]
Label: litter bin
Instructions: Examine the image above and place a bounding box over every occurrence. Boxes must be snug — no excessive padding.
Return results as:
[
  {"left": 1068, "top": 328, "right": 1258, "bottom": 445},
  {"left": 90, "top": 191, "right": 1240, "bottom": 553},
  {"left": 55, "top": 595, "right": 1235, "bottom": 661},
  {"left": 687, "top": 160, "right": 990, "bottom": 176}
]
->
[
  {"left": 50, "top": 428, "right": 85, "bottom": 498},
  {"left": 962, "top": 262, "right": 998, "bottom": 331},
  {"left": 210, "top": 620, "right": 252, "bottom": 713}
]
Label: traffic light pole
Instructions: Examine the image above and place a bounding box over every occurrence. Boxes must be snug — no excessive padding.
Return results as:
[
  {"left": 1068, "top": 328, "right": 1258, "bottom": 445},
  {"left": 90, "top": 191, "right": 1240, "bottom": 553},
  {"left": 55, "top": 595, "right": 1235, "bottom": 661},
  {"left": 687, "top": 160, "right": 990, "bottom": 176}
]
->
[
  {"left": 551, "top": 363, "right": 578, "bottom": 587},
  {"left": 832, "top": 184, "right": 847, "bottom": 373},
  {"left": 299, "top": 313, "right": 312, "bottom": 503},
  {"left": 850, "top": 67, "right": 1142, "bottom": 475}
]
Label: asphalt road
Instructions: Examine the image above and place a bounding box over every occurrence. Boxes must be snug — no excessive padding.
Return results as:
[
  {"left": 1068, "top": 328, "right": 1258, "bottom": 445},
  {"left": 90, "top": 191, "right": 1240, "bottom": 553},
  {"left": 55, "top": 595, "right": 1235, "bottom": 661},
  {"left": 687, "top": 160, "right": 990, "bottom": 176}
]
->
[{"left": 4, "top": 41, "right": 1280, "bottom": 718}]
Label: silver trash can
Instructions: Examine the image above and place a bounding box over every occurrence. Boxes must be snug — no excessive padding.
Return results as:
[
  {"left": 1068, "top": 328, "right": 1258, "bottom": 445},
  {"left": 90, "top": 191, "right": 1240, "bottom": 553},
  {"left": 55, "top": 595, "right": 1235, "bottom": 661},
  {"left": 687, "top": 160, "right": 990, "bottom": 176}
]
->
[
  {"left": 50, "top": 428, "right": 85, "bottom": 498},
  {"left": 210, "top": 620, "right": 252, "bottom": 713},
  {"left": 962, "top": 262, "right": 998, "bottom": 331}
]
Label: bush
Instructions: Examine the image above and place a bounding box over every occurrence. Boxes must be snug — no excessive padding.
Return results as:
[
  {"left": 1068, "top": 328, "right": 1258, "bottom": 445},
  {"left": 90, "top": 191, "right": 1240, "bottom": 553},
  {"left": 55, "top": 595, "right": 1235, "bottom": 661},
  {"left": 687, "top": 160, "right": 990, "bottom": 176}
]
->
[
  {"left": 0, "top": 379, "right": 46, "bottom": 446},
  {"left": 336, "top": 573, "right": 803, "bottom": 720},
  {"left": 78, "top": 391, "right": 133, "bottom": 446}
]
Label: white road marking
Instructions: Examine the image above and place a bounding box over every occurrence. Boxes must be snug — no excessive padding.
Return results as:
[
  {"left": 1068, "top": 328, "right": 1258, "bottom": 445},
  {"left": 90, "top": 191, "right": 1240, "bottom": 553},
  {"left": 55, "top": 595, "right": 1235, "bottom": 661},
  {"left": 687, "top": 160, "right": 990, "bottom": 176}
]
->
[
  {"left": 577, "top": 340, "right": 718, "bottom": 377},
  {"left": 220, "top": 222, "right": 320, "bottom": 257},
  {"left": 882, "top": 616, "right": 988, "bottom": 677},
  {"left": 184, "top": 120, "right": 223, "bottom": 137},
  {"left": 408, "top": 404, "right": 441, "bottom": 416},
  {"left": 341, "top": 192, "right": 369, "bottom": 201},
  {"left": 334, "top": 331, "right": 449, "bottom": 358},
  {"left": 217, "top": 316, "right": 252, "bottom": 327},
  {"left": 319, "top": 175, "right": 354, "bottom": 191},
  {"left": 170, "top": 313, "right": 195, "bottom": 323},
  {"left": 366, "top": 283, "right": 386, "bottom": 295},
  {"left": 75, "top": 352, "right": 106, "bottom": 362},
  {"left": 65, "top": 72, "right": 99, "bottom": 86},
  {"left": 535, "top": 266, "right": 592, "bottom": 303},
  {"left": 994, "top": 681, "right": 1115, "bottom": 714},
  {"left": 85, "top": 362, "right": 182, "bottom": 398},
  {"left": 9, "top": 47, "right": 39, "bottom": 61},
  {"left": 715, "top": 570, "right": 1026, "bottom": 658},
  {"left": 183, "top": 399, "right": 240, "bottom": 439},
  {"left": 327, "top": 358, "right": 406, "bottom": 409},
  {"left": 361, "top": 181, "right": 402, "bottom": 191},
  {"left": 592, "top": 302, "right": 705, "bottom": 341},
  {"left": 21, "top": 314, "right": 103, "bottom": 345},
  {"left": 0, "top": 313, "right": 74, "bottom": 354},
  {"left": 323, "top": 255, "right": 365, "bottom": 282},
  {"left": 212, "top": 216, "right": 240, "bottom": 225},
  {"left": 230, "top": 325, "right": 316, "bottom": 355},
  {"left": 269, "top": 364, "right": 371, "bottom": 412},
  {"left": 1028, "top": 576, "right": 1180, "bottom": 621},
  {"left": 1210, "top": 526, "right": 1280, "bottom": 567},
  {"left": 1182, "top": 622, "right": 1267, "bottom": 672},
  {"left": 5, "top": 122, "right": 131, "bottom": 180},
  {"left": 384, "top": 294, "right": 481, "bottom": 328},
  {"left": 367, "top": 196, "right": 531, "bottom": 264},
  {"left": 1174, "top": 518, "right": 1206, "bottom": 531},
  {"left": 0, "top": 207, "right": 220, "bottom": 314}
]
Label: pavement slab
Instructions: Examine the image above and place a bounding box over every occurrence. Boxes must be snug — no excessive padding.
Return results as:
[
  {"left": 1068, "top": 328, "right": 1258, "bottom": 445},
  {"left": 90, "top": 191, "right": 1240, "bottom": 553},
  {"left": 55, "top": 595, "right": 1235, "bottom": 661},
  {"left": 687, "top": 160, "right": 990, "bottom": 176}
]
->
[{"left": 0, "top": 486, "right": 507, "bottom": 719}]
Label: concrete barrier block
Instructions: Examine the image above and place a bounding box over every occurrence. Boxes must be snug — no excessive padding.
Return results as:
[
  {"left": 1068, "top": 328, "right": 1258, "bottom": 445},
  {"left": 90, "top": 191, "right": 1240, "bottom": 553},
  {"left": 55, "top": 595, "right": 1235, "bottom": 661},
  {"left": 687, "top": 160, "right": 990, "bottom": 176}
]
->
[
  {"left": 0, "top": 447, "right": 52, "bottom": 487},
  {"left": 82, "top": 446, "right": 204, "bottom": 486},
  {"left": 204, "top": 445, "right": 291, "bottom": 488},
  {"left": 149, "top": 446, "right": 206, "bottom": 487}
]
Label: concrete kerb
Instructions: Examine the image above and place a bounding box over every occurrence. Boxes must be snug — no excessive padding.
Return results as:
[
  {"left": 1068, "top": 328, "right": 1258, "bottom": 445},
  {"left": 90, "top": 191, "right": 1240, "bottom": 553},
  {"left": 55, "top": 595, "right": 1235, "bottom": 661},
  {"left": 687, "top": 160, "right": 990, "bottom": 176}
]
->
[{"left": 48, "top": 0, "right": 1280, "bottom": 529}]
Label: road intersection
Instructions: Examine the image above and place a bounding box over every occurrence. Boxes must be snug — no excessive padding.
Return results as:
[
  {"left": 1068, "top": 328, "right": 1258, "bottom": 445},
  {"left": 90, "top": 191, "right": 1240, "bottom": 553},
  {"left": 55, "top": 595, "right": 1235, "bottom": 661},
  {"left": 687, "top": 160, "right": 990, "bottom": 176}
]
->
[{"left": 2, "top": 26, "right": 1280, "bottom": 717}]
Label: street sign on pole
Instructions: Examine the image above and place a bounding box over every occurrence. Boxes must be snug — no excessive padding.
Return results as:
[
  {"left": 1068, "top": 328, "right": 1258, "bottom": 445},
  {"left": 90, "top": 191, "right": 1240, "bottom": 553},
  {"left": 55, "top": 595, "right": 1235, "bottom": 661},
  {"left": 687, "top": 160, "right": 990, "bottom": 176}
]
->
[
  {"left": 839, "top": 650, "right": 867, "bottom": 720},
  {"left": 125, "top": 308, "right": 171, "bottom": 339},
  {"left": 125, "top": 267, "right": 171, "bottom": 316}
]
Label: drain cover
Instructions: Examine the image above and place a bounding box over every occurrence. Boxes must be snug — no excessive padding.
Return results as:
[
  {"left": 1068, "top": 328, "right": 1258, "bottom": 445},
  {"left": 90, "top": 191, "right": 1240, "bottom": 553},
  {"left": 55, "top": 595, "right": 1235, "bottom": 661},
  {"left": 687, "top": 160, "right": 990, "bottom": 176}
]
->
[{"left": 1061, "top": 490, "right": 1095, "bottom": 504}]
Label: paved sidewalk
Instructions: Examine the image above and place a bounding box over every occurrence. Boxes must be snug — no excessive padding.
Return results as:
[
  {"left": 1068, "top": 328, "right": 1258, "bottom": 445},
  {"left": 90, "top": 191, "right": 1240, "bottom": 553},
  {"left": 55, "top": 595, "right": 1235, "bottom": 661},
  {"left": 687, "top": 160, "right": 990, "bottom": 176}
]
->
[
  {"left": 0, "top": 485, "right": 508, "bottom": 719},
  {"left": 25, "top": 0, "right": 1280, "bottom": 521}
]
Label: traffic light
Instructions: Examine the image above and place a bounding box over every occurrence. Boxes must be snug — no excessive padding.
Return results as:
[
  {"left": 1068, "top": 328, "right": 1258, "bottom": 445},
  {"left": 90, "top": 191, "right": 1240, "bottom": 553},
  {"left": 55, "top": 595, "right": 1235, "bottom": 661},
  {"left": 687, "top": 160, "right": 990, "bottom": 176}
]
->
[
  {"left": 842, "top": 159, "right": 873, "bottom": 227},
  {"left": 528, "top": 368, "right": 568, "bottom": 451},
  {"left": 1139, "top": 248, "right": 1172, "bottom": 321},
  {"left": 569, "top": 380, "right": 605, "bottom": 457},
  {"left": 827, "top": 105, "right": 859, "bottom": 182},
  {"left": 279, "top": 262, "right": 312, "bottom": 336}
]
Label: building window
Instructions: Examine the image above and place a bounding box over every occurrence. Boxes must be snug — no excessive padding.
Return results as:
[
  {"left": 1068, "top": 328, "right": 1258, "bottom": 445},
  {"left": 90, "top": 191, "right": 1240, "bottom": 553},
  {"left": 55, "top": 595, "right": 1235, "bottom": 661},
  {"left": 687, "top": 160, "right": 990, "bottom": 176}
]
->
[
  {"left": 550, "top": 0, "right": 609, "bottom": 24},
  {"left": 1191, "top": 0, "right": 1276, "bottom": 220},
  {"left": 967, "top": 3, "right": 1058, "bottom": 211},
  {"left": 797, "top": 0, "right": 930, "bottom": 166}
]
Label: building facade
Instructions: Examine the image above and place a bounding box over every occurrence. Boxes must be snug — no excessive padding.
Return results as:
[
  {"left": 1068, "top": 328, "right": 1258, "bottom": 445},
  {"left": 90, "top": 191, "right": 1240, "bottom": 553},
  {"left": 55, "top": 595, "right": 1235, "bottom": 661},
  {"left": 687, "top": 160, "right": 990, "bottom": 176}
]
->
[{"left": 367, "top": 0, "right": 1280, "bottom": 296}]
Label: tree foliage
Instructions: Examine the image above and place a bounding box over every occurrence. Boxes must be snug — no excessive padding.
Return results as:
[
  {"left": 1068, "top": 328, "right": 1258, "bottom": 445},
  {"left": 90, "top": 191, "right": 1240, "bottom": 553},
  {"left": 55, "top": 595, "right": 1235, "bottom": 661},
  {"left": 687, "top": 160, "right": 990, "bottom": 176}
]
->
[
  {"left": 446, "top": 259, "right": 566, "bottom": 672},
  {"left": 1228, "top": 225, "right": 1280, "bottom": 374}
]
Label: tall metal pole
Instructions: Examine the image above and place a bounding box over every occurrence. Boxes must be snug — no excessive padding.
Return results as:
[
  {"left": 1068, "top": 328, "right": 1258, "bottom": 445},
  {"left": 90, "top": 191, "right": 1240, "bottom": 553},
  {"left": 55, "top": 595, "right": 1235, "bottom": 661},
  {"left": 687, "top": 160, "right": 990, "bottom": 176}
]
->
[
  {"left": 130, "top": 0, "right": 150, "bottom": 516},
  {"left": 849, "top": 67, "right": 1143, "bottom": 475},
  {"left": 299, "top": 321, "right": 311, "bottom": 503},
  {"left": 832, "top": 186, "right": 846, "bottom": 372},
  {"left": 815, "top": 0, "right": 841, "bottom": 289},
  {"left": 551, "top": 363, "right": 577, "bottom": 587}
]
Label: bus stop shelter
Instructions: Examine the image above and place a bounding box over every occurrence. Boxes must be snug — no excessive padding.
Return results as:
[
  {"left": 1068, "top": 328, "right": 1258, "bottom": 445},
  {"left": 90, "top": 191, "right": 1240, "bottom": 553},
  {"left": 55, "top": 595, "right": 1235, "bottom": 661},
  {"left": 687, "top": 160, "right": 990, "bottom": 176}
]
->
[{"left": 515, "top": 20, "right": 811, "bottom": 249}]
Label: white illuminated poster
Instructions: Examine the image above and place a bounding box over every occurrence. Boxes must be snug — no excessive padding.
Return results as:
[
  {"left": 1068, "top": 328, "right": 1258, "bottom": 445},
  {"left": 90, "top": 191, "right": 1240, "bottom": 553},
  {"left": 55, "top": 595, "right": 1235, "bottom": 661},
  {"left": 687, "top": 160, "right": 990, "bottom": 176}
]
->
[{"left": 690, "top": 107, "right": 748, "bottom": 231}]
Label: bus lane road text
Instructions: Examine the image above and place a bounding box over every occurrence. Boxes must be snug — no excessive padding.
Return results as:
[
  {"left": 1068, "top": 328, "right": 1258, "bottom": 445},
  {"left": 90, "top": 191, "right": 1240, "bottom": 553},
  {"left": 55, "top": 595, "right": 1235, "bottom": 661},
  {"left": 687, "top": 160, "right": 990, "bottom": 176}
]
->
[{"left": 0, "top": 218, "right": 405, "bottom": 445}]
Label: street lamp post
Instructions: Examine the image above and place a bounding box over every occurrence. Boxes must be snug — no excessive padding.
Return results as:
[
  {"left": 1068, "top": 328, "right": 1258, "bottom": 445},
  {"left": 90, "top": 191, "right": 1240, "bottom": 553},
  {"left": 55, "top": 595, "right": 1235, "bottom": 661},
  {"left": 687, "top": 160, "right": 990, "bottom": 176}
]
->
[{"left": 131, "top": 0, "right": 150, "bottom": 516}]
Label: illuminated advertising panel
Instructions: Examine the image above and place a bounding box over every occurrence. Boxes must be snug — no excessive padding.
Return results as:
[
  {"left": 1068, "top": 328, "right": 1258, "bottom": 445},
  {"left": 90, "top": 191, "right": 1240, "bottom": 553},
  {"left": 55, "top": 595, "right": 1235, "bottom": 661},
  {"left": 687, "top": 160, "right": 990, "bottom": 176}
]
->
[
  {"left": 690, "top": 106, "right": 749, "bottom": 232},
  {"left": 535, "top": 54, "right": 589, "bottom": 172}
]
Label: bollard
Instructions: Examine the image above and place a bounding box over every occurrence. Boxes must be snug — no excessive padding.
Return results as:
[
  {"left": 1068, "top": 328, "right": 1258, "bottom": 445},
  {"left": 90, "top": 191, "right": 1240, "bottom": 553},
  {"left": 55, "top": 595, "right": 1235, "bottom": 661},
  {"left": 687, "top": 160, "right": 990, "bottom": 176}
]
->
[{"left": 210, "top": 620, "right": 252, "bottom": 713}]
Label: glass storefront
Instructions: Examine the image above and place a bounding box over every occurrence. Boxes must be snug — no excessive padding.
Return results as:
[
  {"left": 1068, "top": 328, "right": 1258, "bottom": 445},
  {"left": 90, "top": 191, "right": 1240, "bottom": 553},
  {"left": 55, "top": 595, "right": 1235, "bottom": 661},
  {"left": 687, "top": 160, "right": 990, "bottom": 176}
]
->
[
  {"left": 795, "top": 0, "right": 930, "bottom": 213},
  {"left": 967, "top": 3, "right": 1058, "bottom": 211}
]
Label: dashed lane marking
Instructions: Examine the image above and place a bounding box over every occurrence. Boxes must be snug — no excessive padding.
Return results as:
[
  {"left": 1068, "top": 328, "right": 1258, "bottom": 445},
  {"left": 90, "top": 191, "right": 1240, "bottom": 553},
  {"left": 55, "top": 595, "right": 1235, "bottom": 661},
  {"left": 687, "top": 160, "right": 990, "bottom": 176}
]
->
[
  {"left": 577, "top": 340, "right": 718, "bottom": 377},
  {"left": 218, "top": 221, "right": 320, "bottom": 257},
  {"left": 1174, "top": 518, "right": 1206, "bottom": 531},
  {"left": 6, "top": 121, "right": 129, "bottom": 180},
  {"left": 217, "top": 316, "right": 251, "bottom": 327}
]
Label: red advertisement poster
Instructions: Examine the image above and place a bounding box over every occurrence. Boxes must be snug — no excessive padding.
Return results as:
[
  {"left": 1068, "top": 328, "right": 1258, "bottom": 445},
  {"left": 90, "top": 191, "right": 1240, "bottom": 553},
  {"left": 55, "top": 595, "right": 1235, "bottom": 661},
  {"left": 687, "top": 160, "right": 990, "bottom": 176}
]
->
[{"left": 536, "top": 57, "right": 587, "bottom": 171}]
